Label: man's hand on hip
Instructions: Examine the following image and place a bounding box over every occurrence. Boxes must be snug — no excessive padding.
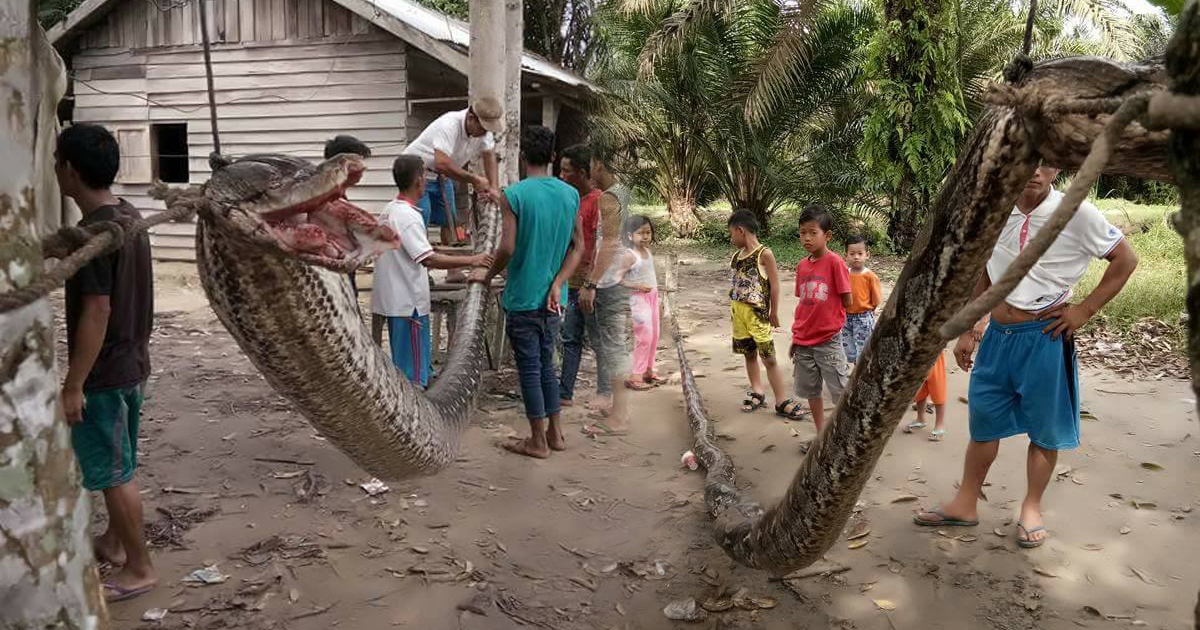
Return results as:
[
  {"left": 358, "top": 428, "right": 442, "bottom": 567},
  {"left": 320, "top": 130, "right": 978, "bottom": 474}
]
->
[{"left": 1039, "top": 302, "right": 1095, "bottom": 340}]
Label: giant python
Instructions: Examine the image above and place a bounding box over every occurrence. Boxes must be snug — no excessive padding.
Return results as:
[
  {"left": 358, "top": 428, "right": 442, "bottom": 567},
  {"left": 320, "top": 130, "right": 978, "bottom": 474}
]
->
[{"left": 178, "top": 55, "right": 1187, "bottom": 579}]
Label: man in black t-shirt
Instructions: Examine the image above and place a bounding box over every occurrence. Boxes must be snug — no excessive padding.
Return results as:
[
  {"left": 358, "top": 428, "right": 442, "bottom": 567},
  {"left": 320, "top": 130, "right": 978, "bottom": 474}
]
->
[{"left": 57, "top": 123, "right": 156, "bottom": 602}]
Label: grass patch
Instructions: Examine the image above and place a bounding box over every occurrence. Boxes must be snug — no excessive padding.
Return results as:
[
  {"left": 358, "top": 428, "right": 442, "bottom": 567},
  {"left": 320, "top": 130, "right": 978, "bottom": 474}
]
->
[{"left": 1078, "top": 204, "right": 1185, "bottom": 342}]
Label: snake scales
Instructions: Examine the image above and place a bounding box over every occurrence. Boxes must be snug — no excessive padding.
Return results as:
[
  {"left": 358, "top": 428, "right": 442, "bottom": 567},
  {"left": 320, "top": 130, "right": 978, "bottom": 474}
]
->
[{"left": 187, "top": 154, "right": 501, "bottom": 480}]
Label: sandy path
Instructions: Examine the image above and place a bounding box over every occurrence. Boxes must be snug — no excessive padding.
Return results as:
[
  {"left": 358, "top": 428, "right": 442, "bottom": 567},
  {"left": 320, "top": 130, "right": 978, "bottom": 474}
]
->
[{"left": 92, "top": 262, "right": 1197, "bottom": 630}]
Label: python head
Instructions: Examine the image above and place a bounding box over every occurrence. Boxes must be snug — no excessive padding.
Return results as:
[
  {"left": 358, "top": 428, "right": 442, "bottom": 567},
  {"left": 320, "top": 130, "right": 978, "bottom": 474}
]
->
[{"left": 205, "top": 153, "right": 399, "bottom": 270}]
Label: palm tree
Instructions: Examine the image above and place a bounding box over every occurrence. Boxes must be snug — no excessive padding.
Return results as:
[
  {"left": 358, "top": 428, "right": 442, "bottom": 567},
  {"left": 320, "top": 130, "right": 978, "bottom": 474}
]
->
[{"left": 594, "top": 0, "right": 875, "bottom": 235}]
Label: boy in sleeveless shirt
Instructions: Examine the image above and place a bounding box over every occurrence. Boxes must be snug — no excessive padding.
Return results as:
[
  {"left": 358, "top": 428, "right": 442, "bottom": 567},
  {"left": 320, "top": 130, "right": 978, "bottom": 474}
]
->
[{"left": 726, "top": 210, "right": 806, "bottom": 421}]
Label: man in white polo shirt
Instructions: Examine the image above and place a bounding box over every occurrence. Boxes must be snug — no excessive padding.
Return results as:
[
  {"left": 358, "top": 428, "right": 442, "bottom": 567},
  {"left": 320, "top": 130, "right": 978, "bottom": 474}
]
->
[
  {"left": 915, "top": 165, "right": 1137, "bottom": 549},
  {"left": 402, "top": 97, "right": 503, "bottom": 257}
]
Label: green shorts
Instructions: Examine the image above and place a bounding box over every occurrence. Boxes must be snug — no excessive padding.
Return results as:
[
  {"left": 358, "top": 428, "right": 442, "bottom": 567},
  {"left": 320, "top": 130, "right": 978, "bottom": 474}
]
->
[{"left": 71, "top": 384, "right": 143, "bottom": 491}]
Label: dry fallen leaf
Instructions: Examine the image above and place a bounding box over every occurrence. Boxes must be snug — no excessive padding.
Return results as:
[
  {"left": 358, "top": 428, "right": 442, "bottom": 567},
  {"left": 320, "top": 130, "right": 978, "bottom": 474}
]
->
[
  {"left": 1129, "top": 567, "right": 1160, "bottom": 585},
  {"left": 873, "top": 599, "right": 897, "bottom": 611},
  {"left": 1119, "top": 526, "right": 1131, "bottom": 535},
  {"left": 1081, "top": 543, "right": 1104, "bottom": 551},
  {"left": 957, "top": 535, "right": 978, "bottom": 543},
  {"left": 1139, "top": 462, "right": 1164, "bottom": 472},
  {"left": 890, "top": 495, "right": 919, "bottom": 504},
  {"left": 847, "top": 523, "right": 871, "bottom": 541},
  {"left": 848, "top": 539, "right": 869, "bottom": 550},
  {"left": 289, "top": 588, "right": 300, "bottom": 603},
  {"left": 992, "top": 528, "right": 1006, "bottom": 537},
  {"left": 1131, "top": 500, "right": 1158, "bottom": 510},
  {"left": 615, "top": 603, "right": 626, "bottom": 616},
  {"left": 1033, "top": 567, "right": 1058, "bottom": 578}
]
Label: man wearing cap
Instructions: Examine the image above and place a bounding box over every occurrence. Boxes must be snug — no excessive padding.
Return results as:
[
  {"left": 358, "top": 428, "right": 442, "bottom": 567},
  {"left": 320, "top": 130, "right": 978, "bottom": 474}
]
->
[{"left": 402, "top": 97, "right": 503, "bottom": 261}]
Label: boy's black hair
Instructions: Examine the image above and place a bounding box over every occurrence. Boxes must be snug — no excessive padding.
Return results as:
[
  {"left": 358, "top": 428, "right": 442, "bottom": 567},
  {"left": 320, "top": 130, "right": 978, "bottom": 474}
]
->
[
  {"left": 845, "top": 234, "right": 868, "bottom": 249},
  {"left": 521, "top": 125, "right": 556, "bottom": 166},
  {"left": 57, "top": 123, "right": 119, "bottom": 190},
  {"left": 798, "top": 204, "right": 834, "bottom": 233},
  {"left": 391, "top": 155, "right": 425, "bottom": 191},
  {"left": 561, "top": 144, "right": 592, "bottom": 176},
  {"left": 621, "top": 214, "right": 655, "bottom": 247},
  {"left": 324, "top": 135, "right": 371, "bottom": 160},
  {"left": 726, "top": 209, "right": 759, "bottom": 234}
]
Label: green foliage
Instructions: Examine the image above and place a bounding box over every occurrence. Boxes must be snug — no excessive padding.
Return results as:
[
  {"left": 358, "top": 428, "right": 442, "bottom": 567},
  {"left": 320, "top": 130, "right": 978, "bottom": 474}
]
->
[
  {"left": 860, "top": 0, "right": 968, "bottom": 250},
  {"left": 38, "top": 0, "right": 82, "bottom": 27},
  {"left": 416, "top": 0, "right": 468, "bottom": 19},
  {"left": 593, "top": 0, "right": 876, "bottom": 235},
  {"left": 1145, "top": 0, "right": 1183, "bottom": 15},
  {"left": 1079, "top": 203, "right": 1184, "bottom": 339}
]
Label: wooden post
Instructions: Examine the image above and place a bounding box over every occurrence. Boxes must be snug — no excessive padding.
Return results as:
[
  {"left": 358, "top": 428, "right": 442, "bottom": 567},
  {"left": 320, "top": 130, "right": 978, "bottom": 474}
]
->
[
  {"left": 469, "top": 0, "right": 506, "bottom": 109},
  {"left": 504, "top": 0, "right": 524, "bottom": 185},
  {"left": 541, "top": 95, "right": 560, "bottom": 133},
  {"left": 0, "top": 4, "right": 108, "bottom": 627}
]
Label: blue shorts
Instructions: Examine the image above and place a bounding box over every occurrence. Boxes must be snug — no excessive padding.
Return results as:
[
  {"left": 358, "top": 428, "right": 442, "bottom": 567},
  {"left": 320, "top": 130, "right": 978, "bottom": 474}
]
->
[
  {"left": 416, "top": 178, "right": 456, "bottom": 227},
  {"left": 968, "top": 320, "right": 1080, "bottom": 450},
  {"left": 387, "top": 312, "right": 432, "bottom": 388}
]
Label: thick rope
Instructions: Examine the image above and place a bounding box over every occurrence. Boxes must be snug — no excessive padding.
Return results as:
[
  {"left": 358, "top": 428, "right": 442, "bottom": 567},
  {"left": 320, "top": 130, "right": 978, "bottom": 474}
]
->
[
  {"left": 940, "top": 92, "right": 1151, "bottom": 338},
  {"left": 1002, "top": 0, "right": 1037, "bottom": 83},
  {"left": 0, "top": 185, "right": 205, "bottom": 314}
]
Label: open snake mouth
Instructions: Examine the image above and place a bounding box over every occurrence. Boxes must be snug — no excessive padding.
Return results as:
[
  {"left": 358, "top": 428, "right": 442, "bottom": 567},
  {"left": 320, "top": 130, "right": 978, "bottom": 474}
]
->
[{"left": 210, "top": 154, "right": 399, "bottom": 269}]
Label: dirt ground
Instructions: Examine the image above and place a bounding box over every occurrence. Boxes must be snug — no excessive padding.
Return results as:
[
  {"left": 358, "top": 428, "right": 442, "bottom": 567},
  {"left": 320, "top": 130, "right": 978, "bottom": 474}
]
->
[{"left": 82, "top": 259, "right": 1198, "bottom": 630}]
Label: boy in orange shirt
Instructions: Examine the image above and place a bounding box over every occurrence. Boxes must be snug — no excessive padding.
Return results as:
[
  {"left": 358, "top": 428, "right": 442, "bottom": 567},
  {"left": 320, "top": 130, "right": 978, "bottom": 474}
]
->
[
  {"left": 906, "top": 353, "right": 948, "bottom": 441},
  {"left": 841, "top": 235, "right": 882, "bottom": 365}
]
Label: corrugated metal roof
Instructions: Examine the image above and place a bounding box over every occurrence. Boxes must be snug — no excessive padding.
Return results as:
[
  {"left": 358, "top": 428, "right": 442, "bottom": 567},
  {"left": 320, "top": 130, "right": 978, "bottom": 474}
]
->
[{"left": 365, "top": 0, "right": 594, "bottom": 91}]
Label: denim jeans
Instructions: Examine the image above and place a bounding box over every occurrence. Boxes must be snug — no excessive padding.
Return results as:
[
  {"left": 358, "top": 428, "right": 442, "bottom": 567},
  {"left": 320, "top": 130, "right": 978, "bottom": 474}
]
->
[
  {"left": 507, "top": 308, "right": 562, "bottom": 420},
  {"left": 559, "top": 288, "right": 606, "bottom": 401}
]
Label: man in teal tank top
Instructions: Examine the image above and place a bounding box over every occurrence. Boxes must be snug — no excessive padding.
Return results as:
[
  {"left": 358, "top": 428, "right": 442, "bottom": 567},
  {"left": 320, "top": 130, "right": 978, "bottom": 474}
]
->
[{"left": 473, "top": 125, "right": 584, "bottom": 458}]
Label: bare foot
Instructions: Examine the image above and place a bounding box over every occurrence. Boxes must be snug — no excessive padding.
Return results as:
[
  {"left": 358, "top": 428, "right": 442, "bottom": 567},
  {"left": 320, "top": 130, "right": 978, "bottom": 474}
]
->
[
  {"left": 501, "top": 437, "right": 550, "bottom": 459},
  {"left": 94, "top": 534, "right": 126, "bottom": 566},
  {"left": 914, "top": 504, "right": 979, "bottom": 526},
  {"left": 546, "top": 427, "right": 567, "bottom": 451}
]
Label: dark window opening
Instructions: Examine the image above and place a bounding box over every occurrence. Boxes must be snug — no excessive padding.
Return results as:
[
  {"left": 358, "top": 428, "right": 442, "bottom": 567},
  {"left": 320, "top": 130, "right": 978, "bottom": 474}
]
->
[{"left": 152, "top": 123, "right": 189, "bottom": 183}]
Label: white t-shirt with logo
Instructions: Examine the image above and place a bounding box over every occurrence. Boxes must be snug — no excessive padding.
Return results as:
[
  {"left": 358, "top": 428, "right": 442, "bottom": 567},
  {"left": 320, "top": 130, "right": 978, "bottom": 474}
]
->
[
  {"left": 402, "top": 109, "right": 495, "bottom": 180},
  {"left": 986, "top": 188, "right": 1124, "bottom": 313},
  {"left": 371, "top": 199, "right": 434, "bottom": 317}
]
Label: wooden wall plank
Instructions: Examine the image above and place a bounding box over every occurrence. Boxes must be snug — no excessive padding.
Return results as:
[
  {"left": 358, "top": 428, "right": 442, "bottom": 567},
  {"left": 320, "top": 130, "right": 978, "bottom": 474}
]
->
[
  {"left": 254, "top": 0, "right": 271, "bottom": 41},
  {"left": 270, "top": 0, "right": 286, "bottom": 40},
  {"left": 296, "top": 0, "right": 310, "bottom": 39},
  {"left": 143, "top": 69, "right": 404, "bottom": 93},
  {"left": 144, "top": 54, "right": 403, "bottom": 78},
  {"left": 223, "top": 0, "right": 240, "bottom": 42},
  {"left": 76, "top": 38, "right": 402, "bottom": 67},
  {"left": 284, "top": 0, "right": 299, "bottom": 38},
  {"left": 310, "top": 0, "right": 324, "bottom": 40},
  {"left": 239, "top": 0, "right": 254, "bottom": 42}
]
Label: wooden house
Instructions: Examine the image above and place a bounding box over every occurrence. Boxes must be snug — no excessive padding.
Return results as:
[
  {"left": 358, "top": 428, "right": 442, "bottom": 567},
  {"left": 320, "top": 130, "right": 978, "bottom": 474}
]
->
[{"left": 49, "top": 0, "right": 596, "bottom": 261}]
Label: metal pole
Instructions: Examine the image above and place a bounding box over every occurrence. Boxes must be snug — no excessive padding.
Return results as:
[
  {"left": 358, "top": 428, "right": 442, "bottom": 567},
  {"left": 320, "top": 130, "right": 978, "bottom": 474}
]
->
[{"left": 197, "top": 0, "right": 221, "bottom": 155}]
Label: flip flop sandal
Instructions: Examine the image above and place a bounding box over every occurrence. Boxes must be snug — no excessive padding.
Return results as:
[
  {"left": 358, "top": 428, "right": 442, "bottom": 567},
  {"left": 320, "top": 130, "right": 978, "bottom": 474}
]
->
[
  {"left": 581, "top": 422, "right": 629, "bottom": 437},
  {"left": 587, "top": 408, "right": 611, "bottom": 421},
  {"left": 904, "top": 420, "right": 927, "bottom": 433},
  {"left": 104, "top": 582, "right": 154, "bottom": 603},
  {"left": 1016, "top": 522, "right": 1047, "bottom": 548},
  {"left": 625, "top": 379, "right": 652, "bottom": 391},
  {"left": 913, "top": 508, "right": 979, "bottom": 527},
  {"left": 741, "top": 392, "right": 767, "bottom": 413},
  {"left": 775, "top": 398, "right": 809, "bottom": 421},
  {"left": 643, "top": 374, "right": 669, "bottom": 386},
  {"left": 928, "top": 429, "right": 946, "bottom": 442}
]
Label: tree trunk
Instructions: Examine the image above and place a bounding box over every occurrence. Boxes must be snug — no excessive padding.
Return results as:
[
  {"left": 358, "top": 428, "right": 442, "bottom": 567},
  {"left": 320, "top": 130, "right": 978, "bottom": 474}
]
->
[
  {"left": 666, "top": 191, "right": 699, "bottom": 239},
  {"left": 503, "top": 0, "right": 523, "bottom": 186},
  {"left": 0, "top": 3, "right": 108, "bottom": 626},
  {"left": 1161, "top": 6, "right": 1200, "bottom": 625},
  {"left": 469, "top": 0, "right": 507, "bottom": 179}
]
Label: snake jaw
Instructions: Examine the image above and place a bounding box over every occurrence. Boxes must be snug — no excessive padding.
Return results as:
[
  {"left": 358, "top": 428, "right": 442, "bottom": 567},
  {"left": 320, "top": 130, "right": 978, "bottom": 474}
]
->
[{"left": 209, "top": 153, "right": 400, "bottom": 270}]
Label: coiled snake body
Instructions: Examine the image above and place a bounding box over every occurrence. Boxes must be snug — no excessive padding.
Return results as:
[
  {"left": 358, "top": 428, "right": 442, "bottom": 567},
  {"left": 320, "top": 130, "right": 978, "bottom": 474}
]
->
[{"left": 193, "top": 153, "right": 499, "bottom": 480}]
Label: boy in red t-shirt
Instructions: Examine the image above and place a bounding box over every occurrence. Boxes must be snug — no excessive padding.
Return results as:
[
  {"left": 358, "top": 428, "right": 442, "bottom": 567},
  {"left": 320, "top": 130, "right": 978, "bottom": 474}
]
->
[{"left": 790, "top": 205, "right": 852, "bottom": 433}]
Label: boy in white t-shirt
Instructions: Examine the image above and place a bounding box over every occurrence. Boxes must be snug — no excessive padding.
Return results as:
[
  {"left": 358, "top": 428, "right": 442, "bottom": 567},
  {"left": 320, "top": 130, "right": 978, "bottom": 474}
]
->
[
  {"left": 915, "top": 165, "right": 1137, "bottom": 549},
  {"left": 372, "top": 155, "right": 492, "bottom": 388}
]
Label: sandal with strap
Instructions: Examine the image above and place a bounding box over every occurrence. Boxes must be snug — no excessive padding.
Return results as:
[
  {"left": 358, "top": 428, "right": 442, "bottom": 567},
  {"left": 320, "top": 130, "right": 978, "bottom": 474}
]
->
[
  {"left": 1016, "top": 522, "right": 1047, "bottom": 548},
  {"left": 741, "top": 392, "right": 767, "bottom": 413},
  {"left": 928, "top": 429, "right": 946, "bottom": 442},
  {"left": 775, "top": 398, "right": 809, "bottom": 421}
]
